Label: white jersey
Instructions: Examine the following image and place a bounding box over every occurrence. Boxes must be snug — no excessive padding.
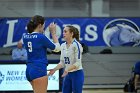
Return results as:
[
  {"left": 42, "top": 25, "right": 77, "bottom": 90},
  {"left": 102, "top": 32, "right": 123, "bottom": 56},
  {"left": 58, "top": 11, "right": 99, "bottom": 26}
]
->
[{"left": 59, "top": 39, "right": 83, "bottom": 72}]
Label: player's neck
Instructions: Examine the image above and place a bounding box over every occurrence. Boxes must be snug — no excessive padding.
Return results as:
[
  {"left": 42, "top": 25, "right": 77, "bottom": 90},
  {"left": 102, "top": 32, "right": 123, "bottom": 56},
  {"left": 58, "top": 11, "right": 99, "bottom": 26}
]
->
[
  {"left": 34, "top": 28, "right": 40, "bottom": 33},
  {"left": 66, "top": 38, "right": 74, "bottom": 46}
]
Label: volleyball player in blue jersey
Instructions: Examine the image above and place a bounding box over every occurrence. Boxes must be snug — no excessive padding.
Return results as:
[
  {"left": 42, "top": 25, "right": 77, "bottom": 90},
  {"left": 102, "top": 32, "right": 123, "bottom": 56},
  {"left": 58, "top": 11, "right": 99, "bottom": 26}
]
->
[
  {"left": 22, "top": 15, "right": 60, "bottom": 93},
  {"left": 134, "top": 61, "right": 140, "bottom": 92},
  {"left": 49, "top": 25, "right": 84, "bottom": 93}
]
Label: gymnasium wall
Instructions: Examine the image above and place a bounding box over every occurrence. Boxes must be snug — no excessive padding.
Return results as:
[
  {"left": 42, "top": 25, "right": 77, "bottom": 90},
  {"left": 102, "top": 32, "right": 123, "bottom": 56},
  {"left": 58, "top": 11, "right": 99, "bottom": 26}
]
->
[
  {"left": 0, "top": 0, "right": 140, "bottom": 89},
  {"left": 0, "top": 0, "right": 140, "bottom": 17}
]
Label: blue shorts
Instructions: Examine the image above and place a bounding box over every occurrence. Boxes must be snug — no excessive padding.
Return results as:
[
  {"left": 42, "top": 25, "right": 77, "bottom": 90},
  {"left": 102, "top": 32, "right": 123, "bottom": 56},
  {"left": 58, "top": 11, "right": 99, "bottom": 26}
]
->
[
  {"left": 134, "top": 61, "right": 140, "bottom": 75},
  {"left": 62, "top": 70, "right": 84, "bottom": 93},
  {"left": 26, "top": 63, "right": 47, "bottom": 81}
]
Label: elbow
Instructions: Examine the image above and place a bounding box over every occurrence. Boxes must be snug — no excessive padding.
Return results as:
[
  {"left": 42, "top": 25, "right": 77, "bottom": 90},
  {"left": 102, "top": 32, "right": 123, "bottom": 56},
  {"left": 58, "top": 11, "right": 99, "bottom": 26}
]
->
[
  {"left": 53, "top": 43, "right": 61, "bottom": 52},
  {"left": 73, "top": 63, "right": 80, "bottom": 69}
]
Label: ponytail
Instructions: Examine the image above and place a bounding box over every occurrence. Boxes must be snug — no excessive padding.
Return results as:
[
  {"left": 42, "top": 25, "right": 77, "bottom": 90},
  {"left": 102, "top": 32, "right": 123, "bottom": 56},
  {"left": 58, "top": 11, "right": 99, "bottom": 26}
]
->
[
  {"left": 27, "top": 15, "right": 44, "bottom": 33},
  {"left": 73, "top": 27, "right": 80, "bottom": 42}
]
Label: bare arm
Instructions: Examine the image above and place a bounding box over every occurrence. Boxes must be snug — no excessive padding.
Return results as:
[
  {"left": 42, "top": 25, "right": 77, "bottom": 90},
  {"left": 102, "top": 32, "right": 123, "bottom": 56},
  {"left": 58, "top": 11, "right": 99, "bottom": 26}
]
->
[
  {"left": 49, "top": 22, "right": 59, "bottom": 43},
  {"left": 48, "top": 63, "right": 63, "bottom": 76},
  {"left": 49, "top": 22, "right": 60, "bottom": 52}
]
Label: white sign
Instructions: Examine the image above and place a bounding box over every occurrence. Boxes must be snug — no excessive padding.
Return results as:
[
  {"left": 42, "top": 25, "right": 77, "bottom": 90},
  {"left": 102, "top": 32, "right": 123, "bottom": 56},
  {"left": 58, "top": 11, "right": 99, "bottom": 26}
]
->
[{"left": 0, "top": 64, "right": 59, "bottom": 91}]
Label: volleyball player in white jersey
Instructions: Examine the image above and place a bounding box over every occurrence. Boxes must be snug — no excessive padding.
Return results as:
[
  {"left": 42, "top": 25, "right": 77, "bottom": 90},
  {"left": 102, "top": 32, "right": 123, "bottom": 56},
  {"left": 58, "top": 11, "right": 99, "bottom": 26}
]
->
[{"left": 49, "top": 25, "right": 84, "bottom": 93}]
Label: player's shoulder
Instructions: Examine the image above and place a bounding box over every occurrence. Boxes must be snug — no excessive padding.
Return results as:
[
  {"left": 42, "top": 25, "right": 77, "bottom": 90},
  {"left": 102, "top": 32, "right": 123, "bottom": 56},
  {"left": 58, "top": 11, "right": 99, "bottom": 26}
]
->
[
  {"left": 22, "top": 33, "right": 27, "bottom": 35},
  {"left": 61, "top": 42, "right": 66, "bottom": 47},
  {"left": 23, "top": 32, "right": 43, "bottom": 37},
  {"left": 22, "top": 33, "right": 29, "bottom": 37},
  {"left": 72, "top": 39, "right": 83, "bottom": 51},
  {"left": 72, "top": 39, "right": 81, "bottom": 47},
  {"left": 33, "top": 33, "right": 48, "bottom": 40},
  {"left": 135, "top": 61, "right": 140, "bottom": 66},
  {"left": 34, "top": 33, "right": 44, "bottom": 36}
]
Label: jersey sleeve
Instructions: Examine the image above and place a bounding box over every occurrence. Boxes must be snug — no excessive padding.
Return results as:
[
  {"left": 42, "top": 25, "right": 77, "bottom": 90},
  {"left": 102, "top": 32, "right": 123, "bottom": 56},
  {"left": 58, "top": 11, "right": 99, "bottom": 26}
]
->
[
  {"left": 73, "top": 42, "right": 83, "bottom": 68},
  {"left": 41, "top": 35, "right": 61, "bottom": 52}
]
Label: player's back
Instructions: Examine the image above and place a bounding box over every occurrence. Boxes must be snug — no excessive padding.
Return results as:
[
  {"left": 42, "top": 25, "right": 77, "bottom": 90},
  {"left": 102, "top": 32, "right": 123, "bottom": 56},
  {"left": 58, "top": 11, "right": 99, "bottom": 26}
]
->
[{"left": 23, "top": 32, "right": 55, "bottom": 64}]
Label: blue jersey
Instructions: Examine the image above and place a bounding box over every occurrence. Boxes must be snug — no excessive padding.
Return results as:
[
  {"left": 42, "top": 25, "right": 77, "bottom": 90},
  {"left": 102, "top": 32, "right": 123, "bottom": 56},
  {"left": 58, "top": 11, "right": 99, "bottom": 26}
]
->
[
  {"left": 22, "top": 32, "right": 55, "bottom": 64},
  {"left": 134, "top": 61, "right": 140, "bottom": 75}
]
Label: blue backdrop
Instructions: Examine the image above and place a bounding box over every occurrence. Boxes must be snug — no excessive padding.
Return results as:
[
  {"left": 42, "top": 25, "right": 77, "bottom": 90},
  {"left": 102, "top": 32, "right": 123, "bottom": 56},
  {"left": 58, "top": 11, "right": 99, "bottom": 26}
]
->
[{"left": 0, "top": 17, "right": 140, "bottom": 47}]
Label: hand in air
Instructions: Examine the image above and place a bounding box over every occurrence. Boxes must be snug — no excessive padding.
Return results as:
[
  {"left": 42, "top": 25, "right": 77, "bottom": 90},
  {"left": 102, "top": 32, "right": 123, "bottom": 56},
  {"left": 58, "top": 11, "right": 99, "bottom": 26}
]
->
[{"left": 49, "top": 22, "right": 56, "bottom": 35}]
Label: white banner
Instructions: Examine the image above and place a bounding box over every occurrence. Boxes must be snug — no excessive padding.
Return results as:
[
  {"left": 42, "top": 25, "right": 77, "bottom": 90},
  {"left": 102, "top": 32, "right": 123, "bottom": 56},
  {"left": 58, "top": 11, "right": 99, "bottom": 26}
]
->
[{"left": 0, "top": 64, "right": 59, "bottom": 91}]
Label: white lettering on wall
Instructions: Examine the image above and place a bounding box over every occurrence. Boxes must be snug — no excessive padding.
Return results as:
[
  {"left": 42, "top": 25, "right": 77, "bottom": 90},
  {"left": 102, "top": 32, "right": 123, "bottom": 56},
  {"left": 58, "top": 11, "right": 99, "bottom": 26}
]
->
[
  {"left": 4, "top": 20, "right": 18, "bottom": 47},
  {"left": 44, "top": 24, "right": 98, "bottom": 43},
  {"left": 2, "top": 20, "right": 99, "bottom": 47},
  {"left": 85, "top": 25, "right": 98, "bottom": 41}
]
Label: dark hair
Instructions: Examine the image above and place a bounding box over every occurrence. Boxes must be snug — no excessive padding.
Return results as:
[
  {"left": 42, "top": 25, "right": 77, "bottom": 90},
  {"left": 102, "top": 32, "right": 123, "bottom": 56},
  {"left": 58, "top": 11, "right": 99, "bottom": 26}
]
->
[
  {"left": 27, "top": 15, "right": 45, "bottom": 33},
  {"left": 66, "top": 25, "right": 80, "bottom": 42}
]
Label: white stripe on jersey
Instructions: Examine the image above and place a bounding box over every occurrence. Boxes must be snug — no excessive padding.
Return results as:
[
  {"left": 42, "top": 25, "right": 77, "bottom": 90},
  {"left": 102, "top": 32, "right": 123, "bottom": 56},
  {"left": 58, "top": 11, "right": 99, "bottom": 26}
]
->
[{"left": 60, "top": 39, "right": 83, "bottom": 72}]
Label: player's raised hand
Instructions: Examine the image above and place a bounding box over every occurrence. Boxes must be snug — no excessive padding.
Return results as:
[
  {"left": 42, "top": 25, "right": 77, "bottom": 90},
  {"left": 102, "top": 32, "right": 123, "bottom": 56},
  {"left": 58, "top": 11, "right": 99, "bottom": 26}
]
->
[{"left": 49, "top": 22, "right": 56, "bottom": 35}]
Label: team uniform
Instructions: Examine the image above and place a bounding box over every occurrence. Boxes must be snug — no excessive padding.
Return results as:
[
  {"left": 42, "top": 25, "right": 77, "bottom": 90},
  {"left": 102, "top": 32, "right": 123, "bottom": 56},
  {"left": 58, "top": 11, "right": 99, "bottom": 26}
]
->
[
  {"left": 134, "top": 61, "right": 140, "bottom": 75},
  {"left": 22, "top": 32, "right": 59, "bottom": 81},
  {"left": 59, "top": 39, "right": 84, "bottom": 93}
]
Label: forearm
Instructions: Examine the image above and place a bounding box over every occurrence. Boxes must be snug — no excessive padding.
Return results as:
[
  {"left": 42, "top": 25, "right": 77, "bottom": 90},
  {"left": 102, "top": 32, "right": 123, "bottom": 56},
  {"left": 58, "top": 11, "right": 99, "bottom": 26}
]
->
[
  {"left": 73, "top": 60, "right": 81, "bottom": 68},
  {"left": 54, "top": 64, "right": 63, "bottom": 71},
  {"left": 65, "top": 65, "right": 77, "bottom": 72},
  {"left": 12, "top": 55, "right": 19, "bottom": 60},
  {"left": 135, "top": 75, "right": 139, "bottom": 89},
  {"left": 49, "top": 22, "right": 59, "bottom": 43},
  {"left": 21, "top": 56, "right": 27, "bottom": 60},
  {"left": 65, "top": 60, "right": 81, "bottom": 72},
  {"left": 51, "top": 34, "right": 59, "bottom": 43}
]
